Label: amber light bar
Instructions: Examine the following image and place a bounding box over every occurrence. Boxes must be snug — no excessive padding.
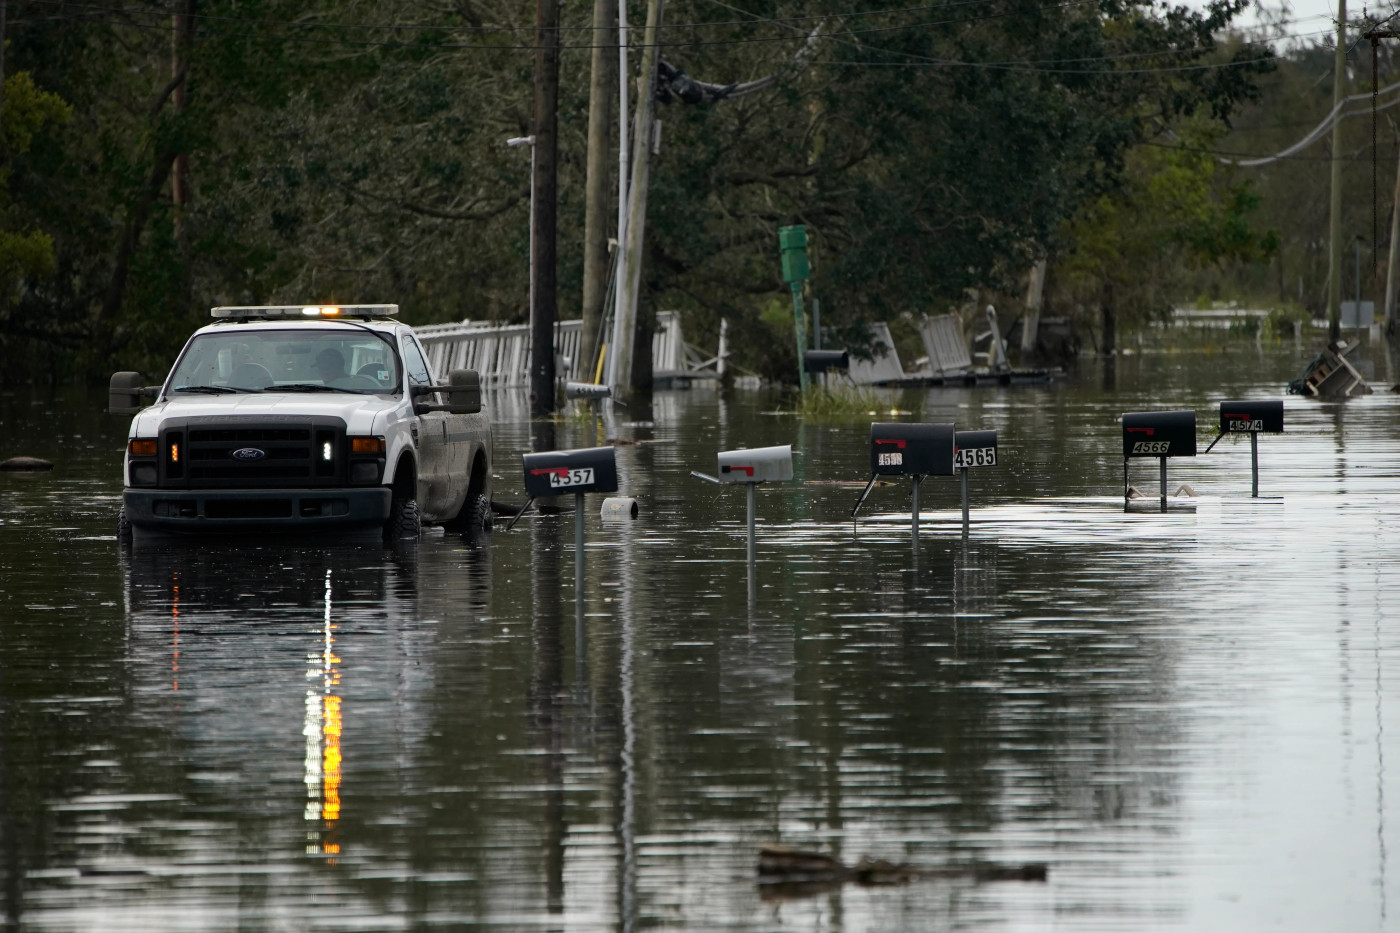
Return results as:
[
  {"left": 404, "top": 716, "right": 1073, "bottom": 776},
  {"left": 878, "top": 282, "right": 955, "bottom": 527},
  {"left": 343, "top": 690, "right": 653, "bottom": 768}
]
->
[
  {"left": 129, "top": 439, "right": 158, "bottom": 457},
  {"left": 210, "top": 304, "right": 398, "bottom": 321},
  {"left": 350, "top": 437, "right": 385, "bottom": 455}
]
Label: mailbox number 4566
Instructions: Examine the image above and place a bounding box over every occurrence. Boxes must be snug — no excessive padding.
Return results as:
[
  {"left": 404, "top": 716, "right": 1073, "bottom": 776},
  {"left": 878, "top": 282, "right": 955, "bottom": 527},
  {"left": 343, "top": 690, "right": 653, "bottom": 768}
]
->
[
  {"left": 550, "top": 467, "right": 595, "bottom": 488},
  {"left": 954, "top": 447, "right": 996, "bottom": 468}
]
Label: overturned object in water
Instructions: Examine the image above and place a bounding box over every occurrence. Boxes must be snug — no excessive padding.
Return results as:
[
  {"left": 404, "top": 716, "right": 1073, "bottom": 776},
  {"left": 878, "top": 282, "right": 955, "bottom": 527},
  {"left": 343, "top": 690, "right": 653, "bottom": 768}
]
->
[
  {"left": 756, "top": 845, "right": 1046, "bottom": 900},
  {"left": 0, "top": 456, "right": 54, "bottom": 472},
  {"left": 1288, "top": 340, "right": 1371, "bottom": 398}
]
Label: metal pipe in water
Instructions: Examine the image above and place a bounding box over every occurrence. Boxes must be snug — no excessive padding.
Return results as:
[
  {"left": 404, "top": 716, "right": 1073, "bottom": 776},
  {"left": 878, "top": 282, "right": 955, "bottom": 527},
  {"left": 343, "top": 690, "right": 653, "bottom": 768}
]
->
[
  {"left": 1252, "top": 433, "right": 1259, "bottom": 498},
  {"left": 575, "top": 492, "right": 585, "bottom": 592},
  {"left": 1159, "top": 458, "right": 1168, "bottom": 513},
  {"left": 961, "top": 467, "right": 970, "bottom": 532},
  {"left": 746, "top": 482, "right": 756, "bottom": 567},
  {"left": 912, "top": 475, "right": 921, "bottom": 542}
]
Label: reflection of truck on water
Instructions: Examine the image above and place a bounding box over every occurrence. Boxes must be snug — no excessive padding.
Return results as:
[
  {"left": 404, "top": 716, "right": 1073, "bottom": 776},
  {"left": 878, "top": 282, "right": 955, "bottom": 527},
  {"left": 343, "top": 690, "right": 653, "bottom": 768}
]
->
[{"left": 109, "top": 304, "right": 492, "bottom": 544}]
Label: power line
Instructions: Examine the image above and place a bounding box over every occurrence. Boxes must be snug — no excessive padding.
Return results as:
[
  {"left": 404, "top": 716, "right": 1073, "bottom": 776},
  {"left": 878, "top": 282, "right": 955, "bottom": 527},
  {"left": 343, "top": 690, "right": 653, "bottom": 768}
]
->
[{"left": 1224, "top": 78, "right": 1400, "bottom": 166}]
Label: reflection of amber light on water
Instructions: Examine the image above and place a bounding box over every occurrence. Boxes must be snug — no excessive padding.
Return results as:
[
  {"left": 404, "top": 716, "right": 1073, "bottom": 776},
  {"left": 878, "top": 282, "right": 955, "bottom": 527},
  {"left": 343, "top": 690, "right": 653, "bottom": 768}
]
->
[
  {"left": 305, "top": 575, "right": 344, "bottom": 859},
  {"left": 322, "top": 694, "right": 342, "bottom": 822},
  {"left": 171, "top": 577, "right": 180, "bottom": 692}
]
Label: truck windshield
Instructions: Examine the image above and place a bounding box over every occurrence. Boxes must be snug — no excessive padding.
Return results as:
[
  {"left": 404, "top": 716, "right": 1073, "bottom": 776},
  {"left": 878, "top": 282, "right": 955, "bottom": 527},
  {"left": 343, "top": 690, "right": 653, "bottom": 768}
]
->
[{"left": 167, "top": 330, "right": 401, "bottom": 395}]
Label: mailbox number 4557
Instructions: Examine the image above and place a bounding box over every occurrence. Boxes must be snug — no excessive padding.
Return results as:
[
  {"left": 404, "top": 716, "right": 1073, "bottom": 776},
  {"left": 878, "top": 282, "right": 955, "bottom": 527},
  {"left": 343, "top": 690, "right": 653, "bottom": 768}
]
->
[
  {"left": 550, "top": 467, "right": 595, "bottom": 488},
  {"left": 954, "top": 447, "right": 996, "bottom": 468}
]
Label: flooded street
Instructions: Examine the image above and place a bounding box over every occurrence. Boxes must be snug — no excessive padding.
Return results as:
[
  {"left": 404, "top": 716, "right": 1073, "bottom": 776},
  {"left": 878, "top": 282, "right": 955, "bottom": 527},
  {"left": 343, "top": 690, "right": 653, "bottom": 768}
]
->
[{"left": 3, "top": 346, "right": 1399, "bottom": 931}]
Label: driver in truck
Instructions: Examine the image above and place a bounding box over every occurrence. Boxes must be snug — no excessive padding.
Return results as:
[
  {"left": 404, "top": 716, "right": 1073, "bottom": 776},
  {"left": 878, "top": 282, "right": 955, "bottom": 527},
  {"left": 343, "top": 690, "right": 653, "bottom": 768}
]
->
[{"left": 315, "top": 348, "right": 348, "bottom": 386}]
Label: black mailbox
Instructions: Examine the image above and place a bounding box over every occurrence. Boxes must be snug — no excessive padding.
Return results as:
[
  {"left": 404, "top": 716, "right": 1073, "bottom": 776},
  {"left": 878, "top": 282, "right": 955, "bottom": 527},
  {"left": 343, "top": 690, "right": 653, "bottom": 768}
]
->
[
  {"left": 522, "top": 446, "right": 619, "bottom": 498},
  {"left": 1220, "top": 399, "right": 1283, "bottom": 435},
  {"left": 870, "top": 422, "right": 955, "bottom": 476},
  {"left": 804, "top": 349, "right": 850, "bottom": 373},
  {"left": 1122, "top": 410, "right": 1196, "bottom": 459},
  {"left": 954, "top": 429, "right": 998, "bottom": 469}
]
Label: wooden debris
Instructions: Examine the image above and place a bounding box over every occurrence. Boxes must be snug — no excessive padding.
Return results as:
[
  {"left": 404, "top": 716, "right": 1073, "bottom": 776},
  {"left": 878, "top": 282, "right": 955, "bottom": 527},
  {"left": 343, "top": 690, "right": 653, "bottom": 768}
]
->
[{"left": 1288, "top": 340, "right": 1372, "bottom": 398}]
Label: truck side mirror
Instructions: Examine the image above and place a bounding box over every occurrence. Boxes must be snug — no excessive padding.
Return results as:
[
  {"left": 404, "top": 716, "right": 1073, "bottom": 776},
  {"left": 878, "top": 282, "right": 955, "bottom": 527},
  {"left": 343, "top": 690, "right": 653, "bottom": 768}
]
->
[
  {"left": 414, "top": 369, "right": 482, "bottom": 415},
  {"left": 109, "top": 372, "right": 157, "bottom": 415}
]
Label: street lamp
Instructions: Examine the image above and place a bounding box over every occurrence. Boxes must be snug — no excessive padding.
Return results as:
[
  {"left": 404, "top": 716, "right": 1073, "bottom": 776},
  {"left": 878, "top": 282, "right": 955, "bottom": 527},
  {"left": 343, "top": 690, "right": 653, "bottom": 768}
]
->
[{"left": 506, "top": 135, "right": 537, "bottom": 327}]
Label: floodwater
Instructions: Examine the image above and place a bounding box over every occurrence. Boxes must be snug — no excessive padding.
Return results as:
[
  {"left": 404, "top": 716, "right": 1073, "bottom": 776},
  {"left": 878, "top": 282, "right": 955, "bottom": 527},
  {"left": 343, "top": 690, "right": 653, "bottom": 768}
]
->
[{"left": 2, "top": 345, "right": 1399, "bottom": 931}]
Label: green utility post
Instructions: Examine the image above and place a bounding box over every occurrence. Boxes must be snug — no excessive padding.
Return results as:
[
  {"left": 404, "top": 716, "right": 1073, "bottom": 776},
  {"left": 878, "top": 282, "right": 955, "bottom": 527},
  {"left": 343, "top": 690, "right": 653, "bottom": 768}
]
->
[{"left": 779, "top": 225, "right": 810, "bottom": 392}]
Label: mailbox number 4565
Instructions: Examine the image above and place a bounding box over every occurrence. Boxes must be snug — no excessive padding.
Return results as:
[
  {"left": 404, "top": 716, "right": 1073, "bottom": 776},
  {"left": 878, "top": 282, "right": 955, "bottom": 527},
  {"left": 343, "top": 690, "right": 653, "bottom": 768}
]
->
[
  {"left": 954, "top": 447, "right": 996, "bottom": 468},
  {"left": 550, "top": 467, "right": 595, "bottom": 488}
]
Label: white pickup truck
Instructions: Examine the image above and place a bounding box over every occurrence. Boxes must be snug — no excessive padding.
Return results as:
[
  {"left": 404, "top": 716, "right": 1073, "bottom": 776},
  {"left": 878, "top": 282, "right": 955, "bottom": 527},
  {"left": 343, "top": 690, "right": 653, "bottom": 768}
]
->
[{"left": 109, "top": 304, "right": 492, "bottom": 544}]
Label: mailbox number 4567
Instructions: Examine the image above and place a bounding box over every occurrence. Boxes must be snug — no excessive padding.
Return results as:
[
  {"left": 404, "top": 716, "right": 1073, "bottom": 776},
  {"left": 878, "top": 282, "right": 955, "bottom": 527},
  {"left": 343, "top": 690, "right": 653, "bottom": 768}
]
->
[
  {"left": 954, "top": 447, "right": 996, "bottom": 468},
  {"left": 550, "top": 467, "right": 595, "bottom": 488}
]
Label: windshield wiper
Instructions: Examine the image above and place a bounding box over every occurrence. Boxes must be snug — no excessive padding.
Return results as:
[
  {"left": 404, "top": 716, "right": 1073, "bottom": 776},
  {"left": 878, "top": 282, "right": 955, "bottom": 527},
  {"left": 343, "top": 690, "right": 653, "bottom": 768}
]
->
[
  {"left": 172, "top": 385, "right": 256, "bottom": 394},
  {"left": 273, "top": 383, "right": 367, "bottom": 394}
]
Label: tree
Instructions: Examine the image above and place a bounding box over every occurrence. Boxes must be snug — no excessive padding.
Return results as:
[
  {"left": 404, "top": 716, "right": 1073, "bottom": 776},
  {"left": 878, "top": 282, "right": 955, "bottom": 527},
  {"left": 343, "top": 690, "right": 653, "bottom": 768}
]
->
[{"left": 1057, "top": 122, "right": 1279, "bottom": 352}]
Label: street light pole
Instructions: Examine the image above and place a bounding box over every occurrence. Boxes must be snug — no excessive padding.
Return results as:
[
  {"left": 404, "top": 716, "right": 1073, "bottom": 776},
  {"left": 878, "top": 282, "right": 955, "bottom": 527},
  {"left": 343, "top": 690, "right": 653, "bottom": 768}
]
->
[{"left": 506, "top": 135, "right": 537, "bottom": 329}]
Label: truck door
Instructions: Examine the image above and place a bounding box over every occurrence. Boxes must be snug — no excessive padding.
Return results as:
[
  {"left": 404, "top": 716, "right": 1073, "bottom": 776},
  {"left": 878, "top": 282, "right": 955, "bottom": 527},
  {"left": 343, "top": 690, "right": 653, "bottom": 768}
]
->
[{"left": 400, "top": 336, "right": 450, "bottom": 519}]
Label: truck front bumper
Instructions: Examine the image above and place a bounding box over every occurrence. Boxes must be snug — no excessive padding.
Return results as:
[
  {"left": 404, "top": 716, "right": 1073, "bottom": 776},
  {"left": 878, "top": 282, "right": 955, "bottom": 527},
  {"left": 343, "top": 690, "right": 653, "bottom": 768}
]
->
[{"left": 124, "top": 487, "right": 392, "bottom": 534}]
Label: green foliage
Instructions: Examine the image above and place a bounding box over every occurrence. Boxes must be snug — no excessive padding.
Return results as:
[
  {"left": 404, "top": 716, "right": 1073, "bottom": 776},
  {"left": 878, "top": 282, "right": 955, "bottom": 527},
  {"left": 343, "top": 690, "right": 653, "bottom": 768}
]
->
[
  {"left": 0, "top": 0, "right": 1273, "bottom": 384},
  {"left": 787, "top": 385, "right": 901, "bottom": 421},
  {"left": 1056, "top": 118, "right": 1279, "bottom": 337},
  {"left": 1263, "top": 302, "right": 1311, "bottom": 339}
]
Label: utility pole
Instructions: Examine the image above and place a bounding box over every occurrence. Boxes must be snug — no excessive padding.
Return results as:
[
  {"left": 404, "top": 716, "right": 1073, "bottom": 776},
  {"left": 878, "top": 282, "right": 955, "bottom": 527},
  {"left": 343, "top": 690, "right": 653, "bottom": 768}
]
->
[
  {"left": 580, "top": 0, "right": 616, "bottom": 384},
  {"left": 530, "top": 0, "right": 561, "bottom": 417},
  {"left": 609, "top": 0, "right": 664, "bottom": 400},
  {"left": 1363, "top": 23, "right": 1400, "bottom": 334},
  {"left": 1329, "top": 0, "right": 1347, "bottom": 341}
]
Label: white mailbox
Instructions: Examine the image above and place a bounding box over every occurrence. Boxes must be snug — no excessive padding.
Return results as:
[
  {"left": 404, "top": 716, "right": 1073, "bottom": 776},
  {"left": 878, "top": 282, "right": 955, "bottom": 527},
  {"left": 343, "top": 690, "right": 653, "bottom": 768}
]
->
[{"left": 716, "top": 445, "right": 793, "bottom": 484}]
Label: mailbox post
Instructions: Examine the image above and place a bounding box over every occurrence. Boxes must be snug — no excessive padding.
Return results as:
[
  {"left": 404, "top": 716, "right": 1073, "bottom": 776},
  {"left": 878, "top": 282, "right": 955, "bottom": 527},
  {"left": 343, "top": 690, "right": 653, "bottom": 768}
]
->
[
  {"left": 1122, "top": 410, "right": 1197, "bottom": 512},
  {"left": 693, "top": 445, "right": 794, "bottom": 565},
  {"left": 1204, "top": 400, "right": 1284, "bottom": 497},
  {"left": 953, "top": 429, "right": 998, "bottom": 533},
  {"left": 852, "top": 422, "right": 955, "bottom": 544},
  {"left": 512, "top": 446, "right": 620, "bottom": 592}
]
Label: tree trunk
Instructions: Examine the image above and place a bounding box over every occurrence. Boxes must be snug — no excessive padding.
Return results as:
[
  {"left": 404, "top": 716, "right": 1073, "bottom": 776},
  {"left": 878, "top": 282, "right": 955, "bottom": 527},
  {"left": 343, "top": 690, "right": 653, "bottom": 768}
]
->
[
  {"left": 1100, "top": 285, "right": 1116, "bottom": 356},
  {"left": 96, "top": 145, "right": 179, "bottom": 356},
  {"left": 529, "top": 0, "right": 560, "bottom": 417},
  {"left": 1020, "top": 258, "right": 1046, "bottom": 364},
  {"left": 579, "top": 0, "right": 615, "bottom": 385},
  {"left": 171, "top": 0, "right": 195, "bottom": 310}
]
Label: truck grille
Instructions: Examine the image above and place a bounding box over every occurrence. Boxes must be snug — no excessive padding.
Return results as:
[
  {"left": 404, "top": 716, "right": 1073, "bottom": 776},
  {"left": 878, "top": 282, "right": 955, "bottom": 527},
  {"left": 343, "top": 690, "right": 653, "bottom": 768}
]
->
[{"left": 158, "top": 416, "right": 348, "bottom": 489}]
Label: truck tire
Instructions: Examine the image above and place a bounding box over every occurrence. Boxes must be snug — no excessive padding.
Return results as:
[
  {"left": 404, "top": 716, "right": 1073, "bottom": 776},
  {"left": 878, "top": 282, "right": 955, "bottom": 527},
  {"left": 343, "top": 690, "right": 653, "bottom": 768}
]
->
[
  {"left": 385, "top": 498, "right": 421, "bottom": 542},
  {"left": 462, "top": 492, "right": 492, "bottom": 543},
  {"left": 443, "top": 490, "right": 492, "bottom": 538},
  {"left": 117, "top": 507, "right": 133, "bottom": 544}
]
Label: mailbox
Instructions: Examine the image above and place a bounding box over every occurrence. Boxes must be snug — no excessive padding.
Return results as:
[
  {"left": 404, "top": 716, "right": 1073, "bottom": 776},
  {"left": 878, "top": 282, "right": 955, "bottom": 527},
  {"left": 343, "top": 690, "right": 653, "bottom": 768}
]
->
[
  {"left": 804, "top": 349, "right": 850, "bottom": 374},
  {"left": 954, "top": 429, "right": 998, "bottom": 469},
  {"left": 717, "top": 445, "right": 793, "bottom": 484},
  {"left": 565, "top": 381, "right": 612, "bottom": 400},
  {"left": 522, "top": 446, "right": 619, "bottom": 498},
  {"left": 1220, "top": 399, "right": 1283, "bottom": 435},
  {"left": 870, "top": 422, "right": 955, "bottom": 476},
  {"left": 1122, "top": 410, "right": 1196, "bottom": 459}
]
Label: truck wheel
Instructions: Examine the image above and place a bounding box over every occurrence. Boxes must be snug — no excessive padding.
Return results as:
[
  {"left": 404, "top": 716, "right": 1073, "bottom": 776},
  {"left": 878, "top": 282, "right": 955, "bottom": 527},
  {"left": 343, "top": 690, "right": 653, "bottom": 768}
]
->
[
  {"left": 385, "top": 498, "right": 421, "bottom": 542},
  {"left": 117, "top": 507, "right": 133, "bottom": 544},
  {"left": 463, "top": 492, "right": 492, "bottom": 542}
]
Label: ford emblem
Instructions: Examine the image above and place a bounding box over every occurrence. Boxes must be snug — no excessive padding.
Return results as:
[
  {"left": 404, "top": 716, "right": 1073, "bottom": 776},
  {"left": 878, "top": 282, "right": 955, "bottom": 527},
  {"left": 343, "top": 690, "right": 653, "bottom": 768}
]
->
[{"left": 231, "top": 447, "right": 266, "bottom": 461}]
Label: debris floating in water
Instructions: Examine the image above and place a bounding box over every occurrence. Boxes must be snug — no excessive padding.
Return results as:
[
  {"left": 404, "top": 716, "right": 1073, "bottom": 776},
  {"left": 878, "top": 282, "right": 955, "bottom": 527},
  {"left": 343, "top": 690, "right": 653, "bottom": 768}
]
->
[
  {"left": 0, "top": 456, "right": 54, "bottom": 472},
  {"left": 756, "top": 845, "right": 1047, "bottom": 901}
]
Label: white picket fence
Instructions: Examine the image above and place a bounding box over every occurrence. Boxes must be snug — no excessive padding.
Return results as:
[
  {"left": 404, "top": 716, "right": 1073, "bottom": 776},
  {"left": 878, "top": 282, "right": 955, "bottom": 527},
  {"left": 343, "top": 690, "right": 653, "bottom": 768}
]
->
[{"left": 416, "top": 311, "right": 709, "bottom": 387}]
